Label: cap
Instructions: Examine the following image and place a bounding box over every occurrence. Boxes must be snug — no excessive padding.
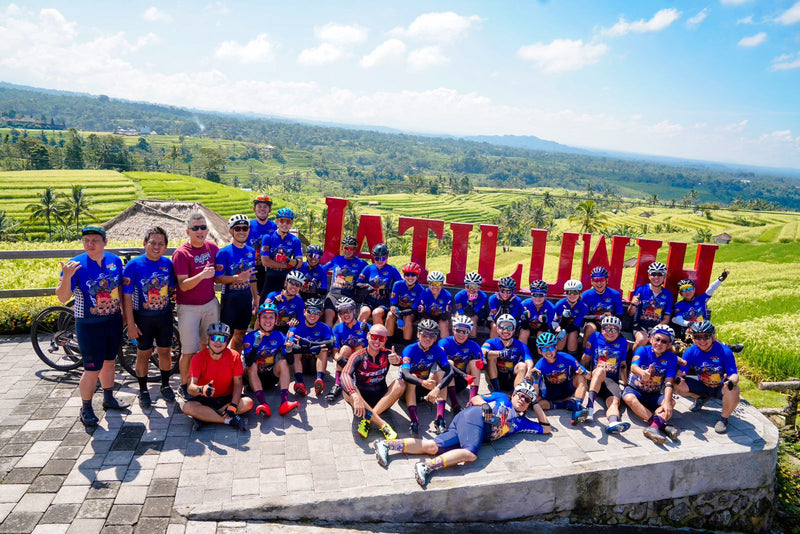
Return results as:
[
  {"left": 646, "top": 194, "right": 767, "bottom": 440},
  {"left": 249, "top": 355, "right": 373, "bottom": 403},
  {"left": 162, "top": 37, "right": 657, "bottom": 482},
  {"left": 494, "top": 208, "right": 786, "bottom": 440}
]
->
[{"left": 81, "top": 226, "right": 106, "bottom": 238}]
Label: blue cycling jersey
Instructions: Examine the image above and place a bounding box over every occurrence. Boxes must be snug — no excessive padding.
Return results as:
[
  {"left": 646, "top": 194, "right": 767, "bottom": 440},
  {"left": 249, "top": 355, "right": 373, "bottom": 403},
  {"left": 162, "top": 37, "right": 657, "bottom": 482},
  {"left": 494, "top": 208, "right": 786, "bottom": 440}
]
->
[
  {"left": 122, "top": 254, "right": 175, "bottom": 316},
  {"left": 438, "top": 337, "right": 483, "bottom": 370},
  {"left": 681, "top": 342, "right": 737, "bottom": 388},
  {"left": 632, "top": 284, "right": 674, "bottom": 329},
  {"left": 401, "top": 342, "right": 450, "bottom": 380},
  {"left": 481, "top": 392, "right": 545, "bottom": 439},
  {"left": 288, "top": 320, "right": 333, "bottom": 343},
  {"left": 390, "top": 280, "right": 424, "bottom": 309},
  {"left": 553, "top": 298, "right": 588, "bottom": 328},
  {"left": 419, "top": 288, "right": 453, "bottom": 318},
  {"left": 333, "top": 320, "right": 368, "bottom": 349},
  {"left": 66, "top": 252, "right": 124, "bottom": 322},
  {"left": 247, "top": 219, "right": 277, "bottom": 258},
  {"left": 630, "top": 345, "right": 678, "bottom": 393},
  {"left": 327, "top": 255, "right": 368, "bottom": 294},
  {"left": 298, "top": 262, "right": 328, "bottom": 294},
  {"left": 520, "top": 298, "right": 555, "bottom": 330},
  {"left": 453, "top": 289, "right": 489, "bottom": 317},
  {"left": 488, "top": 294, "right": 523, "bottom": 322},
  {"left": 673, "top": 293, "right": 712, "bottom": 323},
  {"left": 215, "top": 244, "right": 256, "bottom": 295},
  {"left": 265, "top": 291, "right": 305, "bottom": 327},
  {"left": 534, "top": 352, "right": 587, "bottom": 386},
  {"left": 358, "top": 263, "right": 401, "bottom": 302},
  {"left": 581, "top": 287, "right": 623, "bottom": 317},
  {"left": 242, "top": 329, "right": 286, "bottom": 373},
  {"left": 583, "top": 331, "right": 628, "bottom": 380},
  {"left": 260, "top": 232, "right": 303, "bottom": 270},
  {"left": 481, "top": 337, "right": 532, "bottom": 373}
]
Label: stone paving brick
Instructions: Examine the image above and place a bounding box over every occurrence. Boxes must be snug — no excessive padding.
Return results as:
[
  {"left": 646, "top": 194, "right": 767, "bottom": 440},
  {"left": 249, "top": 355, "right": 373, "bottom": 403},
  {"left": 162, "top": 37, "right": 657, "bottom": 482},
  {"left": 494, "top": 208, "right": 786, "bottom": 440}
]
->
[
  {"left": 142, "top": 496, "right": 174, "bottom": 517},
  {"left": 0, "top": 484, "right": 29, "bottom": 503},
  {"left": 13, "top": 493, "right": 55, "bottom": 513},
  {"left": 31, "top": 523, "right": 71, "bottom": 534},
  {"left": 134, "top": 517, "right": 169, "bottom": 534},
  {"left": 76, "top": 498, "right": 114, "bottom": 519},
  {"left": 51, "top": 485, "right": 90, "bottom": 505},
  {"left": 100, "top": 527, "right": 133, "bottom": 534},
  {"left": 39, "top": 503, "right": 81, "bottom": 524},
  {"left": 114, "top": 485, "right": 148, "bottom": 505},
  {"left": 29, "top": 475, "right": 66, "bottom": 494},
  {"left": 105, "top": 504, "right": 141, "bottom": 525},
  {"left": 147, "top": 479, "right": 178, "bottom": 498},
  {"left": 2, "top": 467, "right": 41, "bottom": 484},
  {"left": 65, "top": 518, "right": 105, "bottom": 534},
  {"left": 86, "top": 481, "right": 122, "bottom": 500},
  {"left": 0, "top": 512, "right": 43, "bottom": 533}
]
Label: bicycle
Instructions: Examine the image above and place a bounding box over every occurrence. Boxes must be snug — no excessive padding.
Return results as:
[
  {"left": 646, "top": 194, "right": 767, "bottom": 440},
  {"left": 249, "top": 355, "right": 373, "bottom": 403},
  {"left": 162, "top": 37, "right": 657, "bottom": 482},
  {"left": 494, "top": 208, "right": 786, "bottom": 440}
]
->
[{"left": 31, "top": 304, "right": 181, "bottom": 381}]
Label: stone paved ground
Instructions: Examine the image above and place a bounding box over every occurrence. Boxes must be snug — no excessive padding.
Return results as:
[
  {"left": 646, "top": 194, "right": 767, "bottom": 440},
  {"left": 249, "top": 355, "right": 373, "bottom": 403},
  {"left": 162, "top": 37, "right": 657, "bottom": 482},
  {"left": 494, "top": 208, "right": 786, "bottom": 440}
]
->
[{"left": 0, "top": 334, "right": 774, "bottom": 533}]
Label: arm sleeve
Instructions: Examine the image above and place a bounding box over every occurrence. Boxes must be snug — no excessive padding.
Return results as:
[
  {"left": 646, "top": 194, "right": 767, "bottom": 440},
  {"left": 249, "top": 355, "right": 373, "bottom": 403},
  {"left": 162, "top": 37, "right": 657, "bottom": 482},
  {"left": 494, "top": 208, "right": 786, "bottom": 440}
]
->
[
  {"left": 672, "top": 315, "right": 689, "bottom": 327},
  {"left": 705, "top": 278, "right": 722, "bottom": 297},
  {"left": 340, "top": 352, "right": 362, "bottom": 395},
  {"left": 507, "top": 416, "right": 545, "bottom": 436},
  {"left": 436, "top": 356, "right": 454, "bottom": 388},
  {"left": 400, "top": 366, "right": 424, "bottom": 387}
]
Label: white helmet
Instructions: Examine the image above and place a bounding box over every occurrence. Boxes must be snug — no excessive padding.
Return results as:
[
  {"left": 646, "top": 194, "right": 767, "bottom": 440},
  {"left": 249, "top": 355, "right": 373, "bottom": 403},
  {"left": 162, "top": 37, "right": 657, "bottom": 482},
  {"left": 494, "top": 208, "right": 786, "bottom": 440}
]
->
[
  {"left": 464, "top": 272, "right": 482, "bottom": 286},
  {"left": 601, "top": 315, "right": 622, "bottom": 329},
  {"left": 564, "top": 279, "right": 582, "bottom": 292},
  {"left": 648, "top": 262, "right": 667, "bottom": 276},
  {"left": 427, "top": 271, "right": 446, "bottom": 284},
  {"left": 452, "top": 314, "right": 474, "bottom": 330},
  {"left": 650, "top": 324, "right": 675, "bottom": 340},
  {"left": 286, "top": 270, "right": 306, "bottom": 285},
  {"left": 228, "top": 214, "right": 249, "bottom": 228},
  {"left": 513, "top": 380, "right": 537, "bottom": 404},
  {"left": 496, "top": 314, "right": 516, "bottom": 330}
]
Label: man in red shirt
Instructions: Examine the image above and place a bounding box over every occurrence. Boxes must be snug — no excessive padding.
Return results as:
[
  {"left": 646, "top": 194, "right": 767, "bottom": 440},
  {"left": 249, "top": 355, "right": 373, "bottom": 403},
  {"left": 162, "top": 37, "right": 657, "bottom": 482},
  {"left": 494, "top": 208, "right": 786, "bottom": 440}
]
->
[
  {"left": 182, "top": 322, "right": 253, "bottom": 431},
  {"left": 172, "top": 212, "right": 220, "bottom": 399}
]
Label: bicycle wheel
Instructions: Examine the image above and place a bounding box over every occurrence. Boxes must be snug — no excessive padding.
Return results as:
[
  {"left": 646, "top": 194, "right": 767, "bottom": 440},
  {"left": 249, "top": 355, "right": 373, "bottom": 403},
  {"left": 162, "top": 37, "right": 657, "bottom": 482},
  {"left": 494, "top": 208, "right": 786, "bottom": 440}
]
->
[
  {"left": 118, "top": 320, "right": 182, "bottom": 382},
  {"left": 30, "top": 306, "right": 83, "bottom": 371}
]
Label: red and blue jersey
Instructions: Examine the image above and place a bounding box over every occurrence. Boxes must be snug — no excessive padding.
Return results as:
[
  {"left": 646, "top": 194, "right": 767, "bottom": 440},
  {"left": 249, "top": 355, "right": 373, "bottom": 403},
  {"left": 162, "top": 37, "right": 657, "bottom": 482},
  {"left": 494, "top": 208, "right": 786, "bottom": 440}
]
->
[
  {"left": 630, "top": 345, "right": 678, "bottom": 393},
  {"left": 333, "top": 320, "right": 368, "bottom": 349},
  {"left": 358, "top": 263, "right": 401, "bottom": 302},
  {"left": 581, "top": 287, "right": 623, "bottom": 317},
  {"left": 215, "top": 244, "right": 256, "bottom": 295},
  {"left": 401, "top": 342, "right": 450, "bottom": 380},
  {"left": 419, "top": 288, "right": 453, "bottom": 318},
  {"left": 67, "top": 252, "right": 123, "bottom": 323},
  {"left": 243, "top": 329, "right": 285, "bottom": 374},
  {"left": 453, "top": 289, "right": 489, "bottom": 318},
  {"left": 438, "top": 336, "right": 483, "bottom": 370},
  {"left": 122, "top": 254, "right": 175, "bottom": 316},
  {"left": 583, "top": 331, "right": 627, "bottom": 381},
  {"left": 341, "top": 348, "right": 393, "bottom": 393},
  {"left": 632, "top": 285, "right": 674, "bottom": 329},
  {"left": 391, "top": 280, "right": 424, "bottom": 309},
  {"left": 534, "top": 352, "right": 587, "bottom": 386},
  {"left": 681, "top": 342, "right": 737, "bottom": 388},
  {"left": 482, "top": 337, "right": 532, "bottom": 373},
  {"left": 481, "top": 392, "right": 545, "bottom": 439},
  {"left": 265, "top": 291, "right": 305, "bottom": 327}
]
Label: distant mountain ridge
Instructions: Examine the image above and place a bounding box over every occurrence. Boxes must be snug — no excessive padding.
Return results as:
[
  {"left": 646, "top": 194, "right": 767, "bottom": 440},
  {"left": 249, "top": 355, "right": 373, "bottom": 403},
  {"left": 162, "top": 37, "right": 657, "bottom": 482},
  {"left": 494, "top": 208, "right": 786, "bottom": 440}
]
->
[{"left": 463, "top": 134, "right": 591, "bottom": 156}]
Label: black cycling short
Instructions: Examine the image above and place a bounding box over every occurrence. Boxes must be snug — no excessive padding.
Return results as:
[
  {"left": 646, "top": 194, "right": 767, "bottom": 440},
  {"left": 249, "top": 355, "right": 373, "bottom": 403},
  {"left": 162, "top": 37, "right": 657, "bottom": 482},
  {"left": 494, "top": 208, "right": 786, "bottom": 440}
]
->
[
  {"left": 220, "top": 291, "right": 253, "bottom": 331},
  {"left": 134, "top": 311, "right": 173, "bottom": 351},
  {"left": 261, "top": 270, "right": 289, "bottom": 303},
  {"left": 598, "top": 377, "right": 623, "bottom": 400},
  {"left": 324, "top": 289, "right": 347, "bottom": 312},
  {"left": 359, "top": 385, "right": 389, "bottom": 408},
  {"left": 244, "top": 369, "right": 279, "bottom": 391},
  {"left": 561, "top": 323, "right": 580, "bottom": 334},
  {"left": 454, "top": 373, "right": 470, "bottom": 393},
  {"left": 433, "top": 405, "right": 486, "bottom": 455},
  {"left": 186, "top": 393, "right": 233, "bottom": 411},
  {"left": 76, "top": 315, "right": 123, "bottom": 372},
  {"left": 497, "top": 371, "right": 515, "bottom": 392},
  {"left": 255, "top": 265, "right": 266, "bottom": 295},
  {"left": 362, "top": 296, "right": 390, "bottom": 313}
]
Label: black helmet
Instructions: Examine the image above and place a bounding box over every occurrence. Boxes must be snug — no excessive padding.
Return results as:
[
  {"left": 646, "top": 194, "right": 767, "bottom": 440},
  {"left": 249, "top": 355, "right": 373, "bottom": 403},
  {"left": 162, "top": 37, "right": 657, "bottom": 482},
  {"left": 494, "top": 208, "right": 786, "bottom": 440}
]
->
[
  {"left": 690, "top": 321, "right": 715, "bottom": 335},
  {"left": 342, "top": 235, "right": 358, "bottom": 247},
  {"left": 372, "top": 243, "right": 389, "bottom": 257},
  {"left": 498, "top": 277, "right": 517, "bottom": 291}
]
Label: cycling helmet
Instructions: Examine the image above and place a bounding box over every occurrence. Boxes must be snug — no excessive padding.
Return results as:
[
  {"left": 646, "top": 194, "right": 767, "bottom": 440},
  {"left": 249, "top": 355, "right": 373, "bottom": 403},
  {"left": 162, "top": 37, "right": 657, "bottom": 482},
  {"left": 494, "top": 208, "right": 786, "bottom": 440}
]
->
[
  {"left": 464, "top": 272, "right": 482, "bottom": 285},
  {"left": 690, "top": 320, "right": 716, "bottom": 335},
  {"left": 498, "top": 277, "right": 517, "bottom": 291},
  {"left": 513, "top": 381, "right": 537, "bottom": 404},
  {"left": 564, "top": 279, "right": 582, "bottom": 292},
  {"left": 402, "top": 262, "right": 422, "bottom": 275},
  {"left": 418, "top": 319, "right": 439, "bottom": 334},
  {"left": 275, "top": 207, "right": 294, "bottom": 220},
  {"left": 427, "top": 270, "right": 446, "bottom": 284},
  {"left": 228, "top": 214, "right": 249, "bottom": 228},
  {"left": 648, "top": 261, "right": 667, "bottom": 276},
  {"left": 537, "top": 332, "right": 558, "bottom": 348},
  {"left": 678, "top": 278, "right": 695, "bottom": 292},
  {"left": 601, "top": 315, "right": 622, "bottom": 329},
  {"left": 286, "top": 270, "right": 306, "bottom": 285},
  {"left": 336, "top": 297, "right": 356, "bottom": 312},
  {"left": 253, "top": 194, "right": 272, "bottom": 207},
  {"left": 257, "top": 303, "right": 278, "bottom": 317},
  {"left": 207, "top": 322, "right": 231, "bottom": 338},
  {"left": 590, "top": 266, "right": 609, "bottom": 278},
  {"left": 496, "top": 314, "right": 517, "bottom": 330},
  {"left": 650, "top": 324, "right": 675, "bottom": 340},
  {"left": 372, "top": 243, "right": 389, "bottom": 257},
  {"left": 342, "top": 235, "right": 358, "bottom": 247},
  {"left": 305, "top": 298, "right": 323, "bottom": 312},
  {"left": 306, "top": 244, "right": 323, "bottom": 257},
  {"left": 530, "top": 280, "right": 548, "bottom": 294},
  {"left": 451, "top": 314, "right": 474, "bottom": 330}
]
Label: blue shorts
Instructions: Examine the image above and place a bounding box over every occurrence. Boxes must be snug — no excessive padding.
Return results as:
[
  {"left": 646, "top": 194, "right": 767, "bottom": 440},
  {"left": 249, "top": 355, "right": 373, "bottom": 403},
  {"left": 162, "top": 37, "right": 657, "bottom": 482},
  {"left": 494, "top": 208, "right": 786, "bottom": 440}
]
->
[
  {"left": 684, "top": 377, "right": 724, "bottom": 400},
  {"left": 133, "top": 311, "right": 173, "bottom": 351},
  {"left": 363, "top": 297, "right": 390, "bottom": 313},
  {"left": 542, "top": 381, "right": 575, "bottom": 402},
  {"left": 76, "top": 315, "right": 123, "bottom": 371},
  {"left": 433, "top": 405, "right": 487, "bottom": 455},
  {"left": 220, "top": 291, "right": 253, "bottom": 331},
  {"left": 623, "top": 385, "right": 666, "bottom": 411}
]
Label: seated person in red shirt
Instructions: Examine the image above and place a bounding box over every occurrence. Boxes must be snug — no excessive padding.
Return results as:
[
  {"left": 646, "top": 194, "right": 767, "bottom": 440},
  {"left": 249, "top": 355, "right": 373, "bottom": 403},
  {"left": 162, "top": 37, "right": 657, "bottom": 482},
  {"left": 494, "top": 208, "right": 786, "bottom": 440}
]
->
[{"left": 182, "top": 322, "right": 253, "bottom": 431}]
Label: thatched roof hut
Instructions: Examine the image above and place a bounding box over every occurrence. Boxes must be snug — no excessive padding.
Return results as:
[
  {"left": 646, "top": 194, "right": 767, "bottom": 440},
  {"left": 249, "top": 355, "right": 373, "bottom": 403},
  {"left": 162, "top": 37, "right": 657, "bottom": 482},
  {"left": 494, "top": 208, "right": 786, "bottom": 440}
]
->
[{"left": 102, "top": 200, "right": 231, "bottom": 245}]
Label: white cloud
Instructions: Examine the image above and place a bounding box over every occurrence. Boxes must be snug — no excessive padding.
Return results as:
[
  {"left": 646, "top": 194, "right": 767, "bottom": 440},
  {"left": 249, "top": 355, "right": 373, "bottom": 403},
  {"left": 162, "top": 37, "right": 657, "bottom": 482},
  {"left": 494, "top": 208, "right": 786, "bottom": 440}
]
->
[
  {"left": 776, "top": 1, "right": 800, "bottom": 25},
  {"left": 769, "top": 51, "right": 800, "bottom": 71},
  {"left": 721, "top": 120, "right": 748, "bottom": 133},
  {"left": 315, "top": 23, "right": 367, "bottom": 45},
  {"left": 214, "top": 33, "right": 273, "bottom": 63},
  {"left": 298, "top": 43, "right": 343, "bottom": 66},
  {"left": 759, "top": 130, "right": 795, "bottom": 143},
  {"left": 720, "top": 0, "right": 752, "bottom": 5},
  {"left": 408, "top": 46, "right": 449, "bottom": 70},
  {"left": 517, "top": 39, "right": 608, "bottom": 73},
  {"left": 603, "top": 8, "right": 681, "bottom": 37},
  {"left": 687, "top": 8, "right": 710, "bottom": 27},
  {"left": 360, "top": 39, "right": 406, "bottom": 68},
  {"left": 392, "top": 12, "right": 483, "bottom": 43},
  {"left": 738, "top": 32, "right": 766, "bottom": 47},
  {"left": 143, "top": 7, "right": 170, "bottom": 23},
  {"left": 203, "top": 2, "right": 231, "bottom": 16},
  {"left": 736, "top": 15, "right": 753, "bottom": 24},
  {"left": 133, "top": 33, "right": 160, "bottom": 52}
]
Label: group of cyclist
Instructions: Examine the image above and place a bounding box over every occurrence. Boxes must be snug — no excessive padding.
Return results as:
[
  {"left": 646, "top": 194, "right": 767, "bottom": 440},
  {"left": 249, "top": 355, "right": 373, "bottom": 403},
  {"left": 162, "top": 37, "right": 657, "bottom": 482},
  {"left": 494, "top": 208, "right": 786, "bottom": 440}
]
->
[{"left": 57, "top": 194, "right": 742, "bottom": 486}]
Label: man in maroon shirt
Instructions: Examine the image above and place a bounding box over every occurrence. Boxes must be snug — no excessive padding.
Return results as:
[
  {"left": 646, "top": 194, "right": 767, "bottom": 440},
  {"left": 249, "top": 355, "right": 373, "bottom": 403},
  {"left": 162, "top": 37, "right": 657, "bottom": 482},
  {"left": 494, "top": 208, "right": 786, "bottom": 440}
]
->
[{"left": 172, "top": 212, "right": 220, "bottom": 399}]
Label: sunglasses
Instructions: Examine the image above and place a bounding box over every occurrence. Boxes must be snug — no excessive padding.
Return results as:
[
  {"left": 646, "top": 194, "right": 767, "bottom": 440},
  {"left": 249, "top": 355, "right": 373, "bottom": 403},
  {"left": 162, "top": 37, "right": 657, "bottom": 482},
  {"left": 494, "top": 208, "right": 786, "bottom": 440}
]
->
[
  {"left": 650, "top": 273, "right": 666, "bottom": 278},
  {"left": 306, "top": 309, "right": 322, "bottom": 315},
  {"left": 531, "top": 292, "right": 546, "bottom": 298},
  {"left": 680, "top": 286, "right": 695, "bottom": 293},
  {"left": 404, "top": 273, "right": 418, "bottom": 277},
  {"left": 373, "top": 256, "right": 388, "bottom": 262},
  {"left": 652, "top": 336, "right": 671, "bottom": 345},
  {"left": 307, "top": 253, "right": 320, "bottom": 259},
  {"left": 429, "top": 282, "right": 443, "bottom": 288},
  {"left": 454, "top": 328, "right": 470, "bottom": 335},
  {"left": 540, "top": 345, "right": 557, "bottom": 353},
  {"left": 370, "top": 334, "right": 387, "bottom": 342},
  {"left": 190, "top": 225, "right": 207, "bottom": 231},
  {"left": 343, "top": 246, "right": 356, "bottom": 251},
  {"left": 232, "top": 226, "right": 249, "bottom": 232},
  {"left": 420, "top": 331, "right": 437, "bottom": 339},
  {"left": 602, "top": 326, "right": 620, "bottom": 332},
  {"left": 565, "top": 290, "right": 581, "bottom": 295},
  {"left": 499, "top": 289, "right": 512, "bottom": 294},
  {"left": 516, "top": 393, "right": 533, "bottom": 404},
  {"left": 466, "top": 283, "right": 480, "bottom": 290},
  {"left": 209, "top": 334, "right": 227, "bottom": 344},
  {"left": 498, "top": 325, "right": 515, "bottom": 332},
  {"left": 592, "top": 277, "right": 607, "bottom": 283},
  {"left": 692, "top": 333, "right": 712, "bottom": 341}
]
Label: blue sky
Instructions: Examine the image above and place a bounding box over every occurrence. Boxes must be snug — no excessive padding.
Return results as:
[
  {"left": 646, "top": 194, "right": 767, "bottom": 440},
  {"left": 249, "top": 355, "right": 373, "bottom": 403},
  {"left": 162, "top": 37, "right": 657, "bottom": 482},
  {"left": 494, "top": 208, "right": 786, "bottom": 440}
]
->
[{"left": 1, "top": 1, "right": 800, "bottom": 168}]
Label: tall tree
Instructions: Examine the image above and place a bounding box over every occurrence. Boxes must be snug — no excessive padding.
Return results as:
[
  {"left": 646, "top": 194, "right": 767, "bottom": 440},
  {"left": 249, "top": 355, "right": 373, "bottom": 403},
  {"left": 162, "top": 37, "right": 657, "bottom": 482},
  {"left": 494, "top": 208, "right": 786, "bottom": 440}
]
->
[
  {"left": 0, "top": 211, "right": 24, "bottom": 241},
  {"left": 58, "top": 184, "right": 97, "bottom": 232},
  {"left": 569, "top": 199, "right": 606, "bottom": 234},
  {"left": 25, "top": 187, "right": 64, "bottom": 239}
]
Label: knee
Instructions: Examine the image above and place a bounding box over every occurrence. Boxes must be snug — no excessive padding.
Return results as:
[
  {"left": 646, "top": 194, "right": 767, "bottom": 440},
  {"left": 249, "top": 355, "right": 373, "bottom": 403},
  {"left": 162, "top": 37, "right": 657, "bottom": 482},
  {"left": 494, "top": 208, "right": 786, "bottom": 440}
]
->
[
  {"left": 238, "top": 398, "right": 254, "bottom": 413},
  {"left": 463, "top": 451, "right": 478, "bottom": 463}
]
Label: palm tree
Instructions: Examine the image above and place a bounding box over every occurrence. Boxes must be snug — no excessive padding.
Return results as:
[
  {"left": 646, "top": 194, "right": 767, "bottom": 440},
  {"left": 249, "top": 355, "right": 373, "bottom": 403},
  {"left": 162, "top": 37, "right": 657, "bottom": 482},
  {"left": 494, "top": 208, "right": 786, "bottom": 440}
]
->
[
  {"left": 542, "top": 191, "right": 556, "bottom": 211},
  {"left": 58, "top": 185, "right": 97, "bottom": 233},
  {"left": 26, "top": 187, "right": 64, "bottom": 239},
  {"left": 528, "top": 205, "right": 548, "bottom": 230},
  {"left": 569, "top": 199, "right": 606, "bottom": 234},
  {"left": 0, "top": 211, "right": 24, "bottom": 241}
]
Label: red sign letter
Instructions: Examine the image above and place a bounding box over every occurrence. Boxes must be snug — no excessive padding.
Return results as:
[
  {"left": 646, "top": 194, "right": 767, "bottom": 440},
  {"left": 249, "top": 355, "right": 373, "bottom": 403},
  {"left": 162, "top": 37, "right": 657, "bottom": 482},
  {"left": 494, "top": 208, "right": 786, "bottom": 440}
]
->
[
  {"left": 323, "top": 198, "right": 348, "bottom": 263},
  {"left": 665, "top": 242, "right": 718, "bottom": 297},
  {"left": 398, "top": 217, "right": 445, "bottom": 280},
  {"left": 355, "top": 214, "right": 385, "bottom": 260},
  {"left": 447, "top": 222, "right": 473, "bottom": 286}
]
